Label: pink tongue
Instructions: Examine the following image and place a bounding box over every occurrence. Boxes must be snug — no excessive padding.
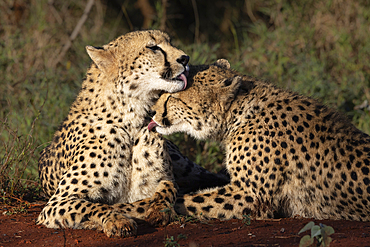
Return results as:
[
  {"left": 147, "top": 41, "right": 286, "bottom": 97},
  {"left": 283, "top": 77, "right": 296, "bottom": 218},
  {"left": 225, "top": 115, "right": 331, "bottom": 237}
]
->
[
  {"left": 148, "top": 119, "right": 158, "bottom": 131},
  {"left": 177, "top": 73, "right": 187, "bottom": 90}
]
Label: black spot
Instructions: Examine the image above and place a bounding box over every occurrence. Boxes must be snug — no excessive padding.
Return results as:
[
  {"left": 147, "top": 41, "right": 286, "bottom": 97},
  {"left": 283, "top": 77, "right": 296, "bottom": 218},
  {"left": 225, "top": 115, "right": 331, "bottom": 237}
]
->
[
  {"left": 202, "top": 205, "right": 214, "bottom": 212},
  {"left": 187, "top": 206, "right": 197, "bottom": 213},
  {"left": 192, "top": 196, "right": 205, "bottom": 203},
  {"left": 281, "top": 142, "right": 287, "bottom": 148},
  {"left": 356, "top": 187, "right": 363, "bottom": 195},
  {"left": 215, "top": 197, "right": 224, "bottom": 203},
  {"left": 296, "top": 137, "right": 303, "bottom": 144},
  {"left": 75, "top": 203, "right": 82, "bottom": 210},
  {"left": 245, "top": 196, "right": 253, "bottom": 203},
  {"left": 362, "top": 167, "right": 369, "bottom": 175},
  {"left": 137, "top": 207, "right": 145, "bottom": 213},
  {"left": 234, "top": 194, "right": 241, "bottom": 200},
  {"left": 218, "top": 188, "right": 226, "bottom": 195},
  {"left": 223, "top": 204, "right": 233, "bottom": 210},
  {"left": 129, "top": 84, "right": 138, "bottom": 90}
]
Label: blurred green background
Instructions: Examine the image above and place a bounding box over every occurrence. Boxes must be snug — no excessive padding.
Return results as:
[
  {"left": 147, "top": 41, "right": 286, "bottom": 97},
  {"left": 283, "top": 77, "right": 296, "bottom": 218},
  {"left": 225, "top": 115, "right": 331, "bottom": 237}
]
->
[{"left": 1, "top": 0, "right": 370, "bottom": 198}]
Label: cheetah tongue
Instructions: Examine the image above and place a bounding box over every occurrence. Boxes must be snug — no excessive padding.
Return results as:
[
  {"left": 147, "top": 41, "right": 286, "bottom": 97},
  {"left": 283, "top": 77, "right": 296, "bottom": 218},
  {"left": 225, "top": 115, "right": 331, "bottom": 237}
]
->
[
  {"left": 148, "top": 119, "right": 158, "bottom": 131},
  {"left": 177, "top": 73, "right": 187, "bottom": 90}
]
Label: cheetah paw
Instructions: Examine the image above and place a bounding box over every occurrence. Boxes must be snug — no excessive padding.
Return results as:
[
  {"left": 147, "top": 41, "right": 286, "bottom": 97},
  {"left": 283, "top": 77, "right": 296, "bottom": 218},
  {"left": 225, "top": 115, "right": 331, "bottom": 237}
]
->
[
  {"left": 145, "top": 201, "right": 176, "bottom": 226},
  {"left": 103, "top": 213, "right": 137, "bottom": 238}
]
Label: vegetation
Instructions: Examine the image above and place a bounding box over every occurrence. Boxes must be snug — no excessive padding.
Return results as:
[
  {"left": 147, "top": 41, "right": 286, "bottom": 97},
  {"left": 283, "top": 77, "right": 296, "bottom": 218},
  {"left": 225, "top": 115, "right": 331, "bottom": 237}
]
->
[
  {"left": 163, "top": 234, "right": 187, "bottom": 247},
  {"left": 1, "top": 0, "right": 370, "bottom": 201},
  {"left": 298, "top": 221, "right": 335, "bottom": 247},
  {"left": 242, "top": 214, "right": 251, "bottom": 226}
]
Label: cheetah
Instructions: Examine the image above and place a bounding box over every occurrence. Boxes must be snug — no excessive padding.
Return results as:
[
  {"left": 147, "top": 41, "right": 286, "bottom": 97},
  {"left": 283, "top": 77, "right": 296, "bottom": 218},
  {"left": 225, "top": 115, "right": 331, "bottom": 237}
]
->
[
  {"left": 150, "top": 60, "right": 370, "bottom": 222},
  {"left": 36, "top": 31, "right": 228, "bottom": 237}
]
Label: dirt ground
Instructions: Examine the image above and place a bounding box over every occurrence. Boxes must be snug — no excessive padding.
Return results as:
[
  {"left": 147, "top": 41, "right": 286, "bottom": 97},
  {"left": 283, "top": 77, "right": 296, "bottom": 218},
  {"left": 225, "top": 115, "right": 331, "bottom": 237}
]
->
[{"left": 1, "top": 203, "right": 370, "bottom": 247}]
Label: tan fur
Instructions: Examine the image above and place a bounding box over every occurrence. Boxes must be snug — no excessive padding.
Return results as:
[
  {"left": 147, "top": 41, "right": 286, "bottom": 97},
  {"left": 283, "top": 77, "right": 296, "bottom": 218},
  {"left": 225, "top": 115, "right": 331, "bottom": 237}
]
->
[{"left": 152, "top": 62, "right": 370, "bottom": 221}]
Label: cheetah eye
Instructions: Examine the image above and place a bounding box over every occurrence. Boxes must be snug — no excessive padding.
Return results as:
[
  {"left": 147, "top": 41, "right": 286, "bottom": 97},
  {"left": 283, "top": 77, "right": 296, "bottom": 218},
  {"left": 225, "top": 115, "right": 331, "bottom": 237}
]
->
[{"left": 146, "top": 45, "right": 160, "bottom": 51}]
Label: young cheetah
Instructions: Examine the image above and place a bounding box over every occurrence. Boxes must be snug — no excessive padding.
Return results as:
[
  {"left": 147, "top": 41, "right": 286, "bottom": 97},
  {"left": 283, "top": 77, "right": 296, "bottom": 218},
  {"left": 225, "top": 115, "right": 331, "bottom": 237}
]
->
[
  {"left": 150, "top": 60, "right": 370, "bottom": 222},
  {"left": 37, "top": 31, "right": 227, "bottom": 237}
]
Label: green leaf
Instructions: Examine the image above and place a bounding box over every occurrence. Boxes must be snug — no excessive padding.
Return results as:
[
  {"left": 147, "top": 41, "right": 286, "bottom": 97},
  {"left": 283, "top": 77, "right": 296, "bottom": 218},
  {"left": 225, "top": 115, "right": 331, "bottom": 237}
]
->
[
  {"left": 321, "top": 226, "right": 334, "bottom": 247},
  {"left": 299, "top": 235, "right": 314, "bottom": 247},
  {"left": 311, "top": 225, "right": 321, "bottom": 238},
  {"left": 322, "top": 226, "right": 335, "bottom": 236},
  {"left": 322, "top": 236, "right": 332, "bottom": 247},
  {"left": 298, "top": 221, "right": 315, "bottom": 235}
]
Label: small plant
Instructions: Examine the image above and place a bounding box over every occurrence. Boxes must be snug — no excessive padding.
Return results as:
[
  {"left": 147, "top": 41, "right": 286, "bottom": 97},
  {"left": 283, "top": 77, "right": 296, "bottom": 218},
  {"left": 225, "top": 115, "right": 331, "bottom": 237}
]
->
[
  {"left": 298, "top": 221, "right": 335, "bottom": 247},
  {"left": 164, "top": 234, "right": 187, "bottom": 247},
  {"left": 174, "top": 214, "right": 200, "bottom": 224},
  {"left": 160, "top": 206, "right": 173, "bottom": 214},
  {"left": 242, "top": 214, "right": 251, "bottom": 226},
  {"left": 3, "top": 201, "right": 30, "bottom": 215},
  {"left": 177, "top": 233, "right": 187, "bottom": 240}
]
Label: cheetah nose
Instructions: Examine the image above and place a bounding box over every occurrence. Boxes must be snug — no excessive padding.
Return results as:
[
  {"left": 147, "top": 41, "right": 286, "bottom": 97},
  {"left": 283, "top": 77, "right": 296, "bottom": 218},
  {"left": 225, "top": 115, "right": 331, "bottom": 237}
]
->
[{"left": 177, "top": 55, "right": 190, "bottom": 67}]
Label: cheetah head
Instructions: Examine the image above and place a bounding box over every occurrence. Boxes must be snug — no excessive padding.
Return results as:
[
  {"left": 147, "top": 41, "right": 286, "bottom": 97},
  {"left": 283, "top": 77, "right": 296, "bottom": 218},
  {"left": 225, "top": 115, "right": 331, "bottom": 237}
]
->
[
  {"left": 149, "top": 60, "right": 243, "bottom": 140},
  {"left": 85, "top": 30, "right": 189, "bottom": 98}
]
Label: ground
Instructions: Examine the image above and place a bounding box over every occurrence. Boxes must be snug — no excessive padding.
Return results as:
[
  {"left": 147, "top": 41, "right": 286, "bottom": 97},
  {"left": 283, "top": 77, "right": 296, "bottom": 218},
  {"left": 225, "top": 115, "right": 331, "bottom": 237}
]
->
[{"left": 1, "top": 202, "right": 370, "bottom": 246}]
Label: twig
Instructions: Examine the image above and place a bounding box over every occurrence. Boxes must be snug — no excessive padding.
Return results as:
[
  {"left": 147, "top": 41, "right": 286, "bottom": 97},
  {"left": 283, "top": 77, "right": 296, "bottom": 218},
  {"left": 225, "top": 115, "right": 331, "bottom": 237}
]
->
[
  {"left": 160, "top": 0, "right": 167, "bottom": 31},
  {"left": 121, "top": 1, "right": 133, "bottom": 31},
  {"left": 48, "top": 0, "right": 63, "bottom": 25},
  {"left": 191, "top": 0, "right": 199, "bottom": 43},
  {"left": 52, "top": 0, "right": 95, "bottom": 68}
]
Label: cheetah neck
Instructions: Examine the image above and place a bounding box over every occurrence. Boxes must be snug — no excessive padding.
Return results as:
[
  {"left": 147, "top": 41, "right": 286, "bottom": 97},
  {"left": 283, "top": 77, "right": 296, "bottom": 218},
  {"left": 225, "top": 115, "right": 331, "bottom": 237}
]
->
[
  {"left": 69, "top": 66, "right": 158, "bottom": 136},
  {"left": 222, "top": 82, "right": 280, "bottom": 144}
]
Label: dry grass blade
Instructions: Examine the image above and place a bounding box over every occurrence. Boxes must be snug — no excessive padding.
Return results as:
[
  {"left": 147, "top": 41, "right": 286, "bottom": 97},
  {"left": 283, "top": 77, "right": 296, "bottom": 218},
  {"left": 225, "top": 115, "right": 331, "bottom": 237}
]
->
[{"left": 52, "top": 0, "right": 95, "bottom": 68}]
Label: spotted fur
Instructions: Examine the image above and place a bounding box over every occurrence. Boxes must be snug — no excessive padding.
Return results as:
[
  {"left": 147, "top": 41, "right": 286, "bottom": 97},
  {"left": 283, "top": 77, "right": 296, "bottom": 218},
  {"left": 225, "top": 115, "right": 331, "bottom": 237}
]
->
[
  {"left": 37, "top": 31, "right": 228, "bottom": 237},
  {"left": 151, "top": 60, "right": 370, "bottom": 221}
]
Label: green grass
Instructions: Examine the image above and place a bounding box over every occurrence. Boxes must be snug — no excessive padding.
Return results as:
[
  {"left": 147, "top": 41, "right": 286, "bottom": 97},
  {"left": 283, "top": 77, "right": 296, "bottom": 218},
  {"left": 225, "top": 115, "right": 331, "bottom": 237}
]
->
[{"left": 1, "top": 0, "right": 370, "bottom": 200}]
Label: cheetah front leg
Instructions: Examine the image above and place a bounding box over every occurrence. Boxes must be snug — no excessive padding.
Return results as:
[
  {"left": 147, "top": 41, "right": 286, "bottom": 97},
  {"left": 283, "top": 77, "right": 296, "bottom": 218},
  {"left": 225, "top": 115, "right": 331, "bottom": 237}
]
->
[
  {"left": 128, "top": 129, "right": 178, "bottom": 224},
  {"left": 174, "top": 184, "right": 274, "bottom": 221},
  {"left": 113, "top": 180, "right": 177, "bottom": 225}
]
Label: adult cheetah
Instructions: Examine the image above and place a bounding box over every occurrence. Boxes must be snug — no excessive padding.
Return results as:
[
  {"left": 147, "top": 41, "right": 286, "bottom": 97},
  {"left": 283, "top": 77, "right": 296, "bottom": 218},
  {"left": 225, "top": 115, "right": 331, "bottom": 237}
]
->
[
  {"left": 37, "top": 31, "right": 227, "bottom": 237},
  {"left": 150, "top": 60, "right": 370, "bottom": 221}
]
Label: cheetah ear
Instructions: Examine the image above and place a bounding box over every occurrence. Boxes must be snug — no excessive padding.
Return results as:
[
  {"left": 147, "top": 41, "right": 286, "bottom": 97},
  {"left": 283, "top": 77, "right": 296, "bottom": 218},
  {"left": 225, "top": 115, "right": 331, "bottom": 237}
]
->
[
  {"left": 212, "top": 59, "right": 230, "bottom": 69},
  {"left": 86, "top": 46, "right": 117, "bottom": 75},
  {"left": 219, "top": 76, "right": 241, "bottom": 111}
]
